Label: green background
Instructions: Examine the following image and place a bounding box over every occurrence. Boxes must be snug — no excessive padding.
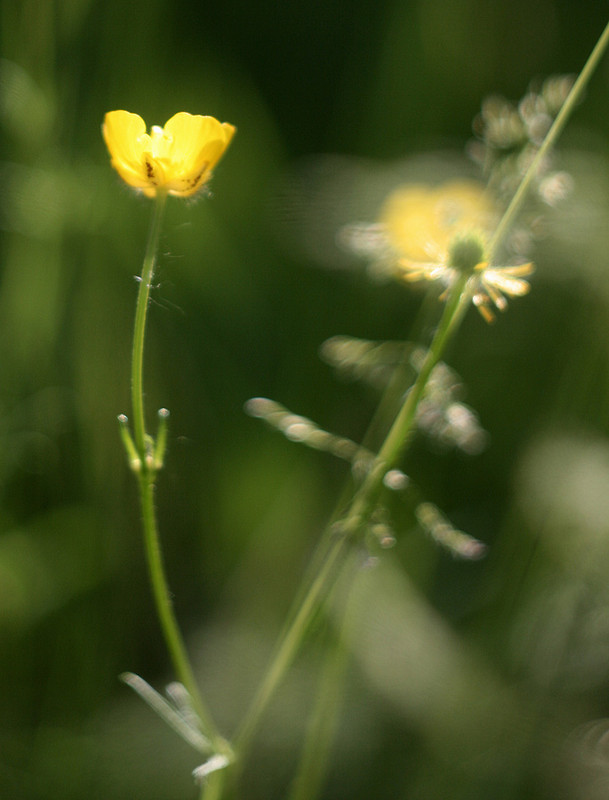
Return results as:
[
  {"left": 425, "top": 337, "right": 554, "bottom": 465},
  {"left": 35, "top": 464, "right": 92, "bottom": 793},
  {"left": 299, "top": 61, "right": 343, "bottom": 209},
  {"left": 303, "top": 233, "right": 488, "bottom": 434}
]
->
[{"left": 2, "top": 1, "right": 609, "bottom": 798}]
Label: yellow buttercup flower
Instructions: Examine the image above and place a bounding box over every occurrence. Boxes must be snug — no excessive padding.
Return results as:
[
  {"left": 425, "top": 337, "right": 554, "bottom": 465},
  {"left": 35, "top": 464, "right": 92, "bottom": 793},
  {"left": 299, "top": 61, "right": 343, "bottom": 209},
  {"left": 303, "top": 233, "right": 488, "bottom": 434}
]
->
[
  {"left": 102, "top": 110, "right": 235, "bottom": 198},
  {"left": 379, "top": 180, "right": 534, "bottom": 322},
  {"left": 380, "top": 180, "right": 496, "bottom": 266}
]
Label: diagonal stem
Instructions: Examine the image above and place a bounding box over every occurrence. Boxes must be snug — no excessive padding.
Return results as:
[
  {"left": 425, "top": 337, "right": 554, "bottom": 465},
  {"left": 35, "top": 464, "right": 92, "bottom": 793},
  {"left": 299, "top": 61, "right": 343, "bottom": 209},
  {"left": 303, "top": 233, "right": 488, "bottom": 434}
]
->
[
  {"left": 489, "top": 19, "right": 609, "bottom": 259},
  {"left": 233, "top": 270, "right": 471, "bottom": 759}
]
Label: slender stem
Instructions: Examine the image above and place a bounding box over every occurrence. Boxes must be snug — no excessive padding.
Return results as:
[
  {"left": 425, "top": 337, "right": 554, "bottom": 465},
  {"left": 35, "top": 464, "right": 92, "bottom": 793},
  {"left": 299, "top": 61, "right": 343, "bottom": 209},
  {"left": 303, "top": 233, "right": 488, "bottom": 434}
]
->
[
  {"left": 274, "top": 284, "right": 471, "bottom": 799},
  {"left": 128, "top": 192, "right": 226, "bottom": 759},
  {"left": 489, "top": 18, "right": 609, "bottom": 259},
  {"left": 344, "top": 272, "right": 470, "bottom": 527},
  {"left": 234, "top": 532, "right": 348, "bottom": 754},
  {"left": 136, "top": 470, "right": 220, "bottom": 742},
  {"left": 200, "top": 773, "right": 225, "bottom": 800},
  {"left": 131, "top": 192, "right": 167, "bottom": 457},
  {"left": 233, "top": 271, "right": 470, "bottom": 760},
  {"left": 287, "top": 569, "right": 354, "bottom": 800}
]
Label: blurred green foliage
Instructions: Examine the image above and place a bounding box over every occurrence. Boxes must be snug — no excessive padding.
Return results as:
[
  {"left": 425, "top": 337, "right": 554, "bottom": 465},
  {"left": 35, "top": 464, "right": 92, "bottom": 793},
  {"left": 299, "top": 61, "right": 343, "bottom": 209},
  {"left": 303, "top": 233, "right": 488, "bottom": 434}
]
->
[{"left": 2, "top": 1, "right": 609, "bottom": 798}]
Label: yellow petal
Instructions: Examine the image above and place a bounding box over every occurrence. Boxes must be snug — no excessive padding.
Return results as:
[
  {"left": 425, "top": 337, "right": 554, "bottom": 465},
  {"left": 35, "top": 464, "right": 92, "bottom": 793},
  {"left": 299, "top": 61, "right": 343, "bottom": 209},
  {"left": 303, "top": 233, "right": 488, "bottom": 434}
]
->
[
  {"left": 102, "top": 111, "right": 151, "bottom": 189},
  {"left": 472, "top": 296, "right": 497, "bottom": 323},
  {"left": 504, "top": 262, "right": 534, "bottom": 278},
  {"left": 486, "top": 273, "right": 531, "bottom": 297},
  {"left": 162, "top": 113, "right": 236, "bottom": 197},
  {"left": 380, "top": 180, "right": 495, "bottom": 262}
]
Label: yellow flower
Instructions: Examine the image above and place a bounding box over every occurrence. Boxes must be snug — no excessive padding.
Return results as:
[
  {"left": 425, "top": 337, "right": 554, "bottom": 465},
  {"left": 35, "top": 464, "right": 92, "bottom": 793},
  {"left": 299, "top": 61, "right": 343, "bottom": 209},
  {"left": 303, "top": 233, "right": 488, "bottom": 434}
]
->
[
  {"left": 380, "top": 180, "right": 496, "bottom": 266},
  {"left": 379, "top": 180, "right": 534, "bottom": 322},
  {"left": 102, "top": 111, "right": 235, "bottom": 198}
]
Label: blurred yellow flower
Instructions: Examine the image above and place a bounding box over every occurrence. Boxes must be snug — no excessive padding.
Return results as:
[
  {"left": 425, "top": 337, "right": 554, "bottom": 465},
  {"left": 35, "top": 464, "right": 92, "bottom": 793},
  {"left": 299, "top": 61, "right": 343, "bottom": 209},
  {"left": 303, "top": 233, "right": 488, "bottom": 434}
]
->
[
  {"left": 380, "top": 180, "right": 496, "bottom": 266},
  {"left": 102, "top": 111, "right": 235, "bottom": 198},
  {"left": 379, "top": 180, "right": 533, "bottom": 322}
]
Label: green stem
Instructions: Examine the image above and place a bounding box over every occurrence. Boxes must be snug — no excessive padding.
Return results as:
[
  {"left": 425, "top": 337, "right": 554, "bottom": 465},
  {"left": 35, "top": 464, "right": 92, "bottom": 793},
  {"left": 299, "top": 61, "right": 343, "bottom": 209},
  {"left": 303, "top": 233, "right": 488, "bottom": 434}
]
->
[
  {"left": 233, "top": 271, "right": 470, "bottom": 761},
  {"left": 131, "top": 192, "right": 167, "bottom": 458},
  {"left": 345, "top": 271, "right": 470, "bottom": 526},
  {"left": 136, "top": 469, "right": 220, "bottom": 742},
  {"left": 489, "top": 18, "right": 609, "bottom": 258},
  {"left": 128, "top": 192, "right": 226, "bottom": 762},
  {"left": 200, "top": 773, "right": 225, "bottom": 800},
  {"left": 287, "top": 568, "right": 354, "bottom": 800},
  {"left": 234, "top": 532, "right": 348, "bottom": 754}
]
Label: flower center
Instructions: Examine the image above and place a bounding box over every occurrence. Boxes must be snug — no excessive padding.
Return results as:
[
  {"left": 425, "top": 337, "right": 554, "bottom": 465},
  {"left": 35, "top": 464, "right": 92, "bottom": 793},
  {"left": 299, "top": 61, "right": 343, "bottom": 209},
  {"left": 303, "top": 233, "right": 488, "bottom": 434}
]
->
[
  {"left": 149, "top": 125, "right": 173, "bottom": 160},
  {"left": 448, "top": 233, "right": 486, "bottom": 274}
]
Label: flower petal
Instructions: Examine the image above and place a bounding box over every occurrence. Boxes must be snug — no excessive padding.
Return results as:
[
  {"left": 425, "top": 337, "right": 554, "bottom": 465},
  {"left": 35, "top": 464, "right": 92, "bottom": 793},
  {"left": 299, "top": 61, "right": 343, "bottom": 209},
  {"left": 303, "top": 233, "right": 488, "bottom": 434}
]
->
[
  {"left": 483, "top": 265, "right": 533, "bottom": 297},
  {"left": 162, "top": 113, "right": 236, "bottom": 196},
  {"left": 102, "top": 111, "right": 151, "bottom": 189},
  {"left": 380, "top": 180, "right": 496, "bottom": 263}
]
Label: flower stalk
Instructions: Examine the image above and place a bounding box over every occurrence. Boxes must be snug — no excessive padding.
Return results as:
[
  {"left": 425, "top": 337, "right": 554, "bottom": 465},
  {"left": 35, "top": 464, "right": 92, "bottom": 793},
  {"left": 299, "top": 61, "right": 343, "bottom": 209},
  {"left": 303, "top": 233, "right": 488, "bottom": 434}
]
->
[
  {"left": 124, "top": 191, "right": 227, "bottom": 762},
  {"left": 489, "top": 18, "right": 609, "bottom": 258},
  {"left": 233, "top": 269, "right": 471, "bottom": 768},
  {"left": 130, "top": 191, "right": 167, "bottom": 459},
  {"left": 104, "top": 108, "right": 236, "bottom": 797}
]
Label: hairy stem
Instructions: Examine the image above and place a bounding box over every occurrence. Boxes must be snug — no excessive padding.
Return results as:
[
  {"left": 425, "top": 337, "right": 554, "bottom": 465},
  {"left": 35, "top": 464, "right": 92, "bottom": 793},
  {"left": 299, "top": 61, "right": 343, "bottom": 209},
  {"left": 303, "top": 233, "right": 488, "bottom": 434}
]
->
[{"left": 130, "top": 192, "right": 167, "bottom": 457}]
